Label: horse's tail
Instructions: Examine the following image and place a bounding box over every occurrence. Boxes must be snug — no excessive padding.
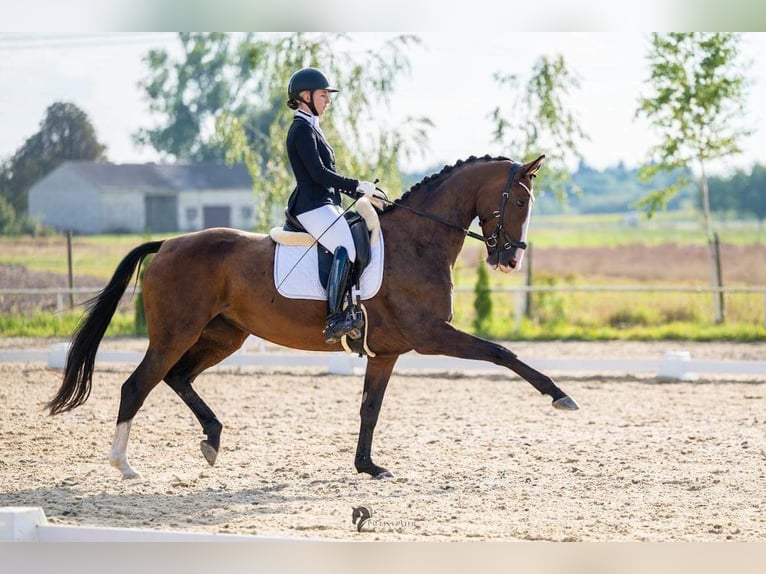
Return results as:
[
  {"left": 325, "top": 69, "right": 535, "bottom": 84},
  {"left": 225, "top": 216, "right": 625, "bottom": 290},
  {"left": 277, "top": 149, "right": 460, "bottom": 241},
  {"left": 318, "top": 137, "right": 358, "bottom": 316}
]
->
[{"left": 47, "top": 240, "right": 164, "bottom": 416}]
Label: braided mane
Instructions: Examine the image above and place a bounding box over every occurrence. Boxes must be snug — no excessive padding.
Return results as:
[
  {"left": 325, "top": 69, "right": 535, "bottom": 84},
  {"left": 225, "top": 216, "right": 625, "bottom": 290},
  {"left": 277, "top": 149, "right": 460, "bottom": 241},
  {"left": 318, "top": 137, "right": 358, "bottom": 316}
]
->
[{"left": 384, "top": 154, "right": 512, "bottom": 212}]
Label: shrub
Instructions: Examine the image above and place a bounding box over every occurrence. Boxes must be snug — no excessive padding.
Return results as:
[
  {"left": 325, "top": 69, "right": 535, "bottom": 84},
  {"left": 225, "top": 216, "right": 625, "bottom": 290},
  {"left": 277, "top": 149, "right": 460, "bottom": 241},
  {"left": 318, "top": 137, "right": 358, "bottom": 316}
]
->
[
  {"left": 473, "top": 260, "right": 492, "bottom": 335},
  {"left": 661, "top": 306, "right": 701, "bottom": 323},
  {"left": 134, "top": 255, "right": 154, "bottom": 336},
  {"left": 608, "top": 308, "right": 651, "bottom": 328},
  {"left": 530, "top": 272, "right": 567, "bottom": 325}
]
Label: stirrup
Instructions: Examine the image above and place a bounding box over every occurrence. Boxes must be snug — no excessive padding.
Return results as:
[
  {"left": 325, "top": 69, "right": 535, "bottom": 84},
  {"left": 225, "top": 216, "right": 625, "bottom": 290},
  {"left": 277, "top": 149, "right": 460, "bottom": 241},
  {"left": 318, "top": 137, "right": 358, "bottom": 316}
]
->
[{"left": 324, "top": 310, "right": 363, "bottom": 344}]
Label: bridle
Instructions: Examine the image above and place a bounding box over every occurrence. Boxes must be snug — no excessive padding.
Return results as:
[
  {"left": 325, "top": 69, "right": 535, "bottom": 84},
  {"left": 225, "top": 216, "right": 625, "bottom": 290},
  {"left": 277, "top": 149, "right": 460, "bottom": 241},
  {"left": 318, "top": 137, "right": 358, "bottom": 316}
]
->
[
  {"left": 381, "top": 160, "right": 534, "bottom": 255},
  {"left": 482, "top": 161, "right": 534, "bottom": 257}
]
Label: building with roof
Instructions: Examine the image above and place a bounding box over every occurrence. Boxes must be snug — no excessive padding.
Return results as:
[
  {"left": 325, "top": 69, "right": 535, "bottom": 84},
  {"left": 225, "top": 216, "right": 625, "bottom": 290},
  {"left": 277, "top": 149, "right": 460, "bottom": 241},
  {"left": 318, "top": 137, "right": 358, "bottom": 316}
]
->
[{"left": 28, "top": 162, "right": 255, "bottom": 234}]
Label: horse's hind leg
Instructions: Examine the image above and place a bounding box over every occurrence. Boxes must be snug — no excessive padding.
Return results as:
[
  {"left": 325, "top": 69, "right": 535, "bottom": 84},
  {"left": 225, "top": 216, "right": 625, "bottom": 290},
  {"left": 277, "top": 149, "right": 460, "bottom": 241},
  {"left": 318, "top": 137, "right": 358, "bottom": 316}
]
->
[
  {"left": 110, "top": 346, "right": 190, "bottom": 478},
  {"left": 164, "top": 315, "right": 249, "bottom": 467}
]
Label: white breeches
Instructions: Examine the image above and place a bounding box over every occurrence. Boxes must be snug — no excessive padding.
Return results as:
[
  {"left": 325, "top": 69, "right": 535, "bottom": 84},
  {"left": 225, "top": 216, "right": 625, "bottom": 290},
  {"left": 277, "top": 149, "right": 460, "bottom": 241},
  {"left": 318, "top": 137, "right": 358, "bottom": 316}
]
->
[{"left": 296, "top": 204, "right": 357, "bottom": 262}]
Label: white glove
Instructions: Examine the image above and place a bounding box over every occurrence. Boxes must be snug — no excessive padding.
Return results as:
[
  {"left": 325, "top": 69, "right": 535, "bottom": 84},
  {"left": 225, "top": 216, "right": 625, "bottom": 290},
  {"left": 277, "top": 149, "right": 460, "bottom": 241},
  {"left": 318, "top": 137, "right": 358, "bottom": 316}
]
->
[{"left": 357, "top": 180, "right": 387, "bottom": 201}]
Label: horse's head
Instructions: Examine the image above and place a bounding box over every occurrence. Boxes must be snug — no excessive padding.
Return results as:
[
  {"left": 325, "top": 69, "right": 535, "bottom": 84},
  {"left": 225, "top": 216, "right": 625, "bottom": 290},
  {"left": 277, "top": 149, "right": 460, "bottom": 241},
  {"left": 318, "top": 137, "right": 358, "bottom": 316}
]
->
[{"left": 477, "top": 154, "right": 544, "bottom": 273}]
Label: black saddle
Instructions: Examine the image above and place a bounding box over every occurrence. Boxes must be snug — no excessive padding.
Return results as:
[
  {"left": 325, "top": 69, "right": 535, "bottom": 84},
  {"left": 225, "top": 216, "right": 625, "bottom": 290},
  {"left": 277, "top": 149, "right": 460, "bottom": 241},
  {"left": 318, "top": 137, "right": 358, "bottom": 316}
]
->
[{"left": 283, "top": 210, "right": 372, "bottom": 290}]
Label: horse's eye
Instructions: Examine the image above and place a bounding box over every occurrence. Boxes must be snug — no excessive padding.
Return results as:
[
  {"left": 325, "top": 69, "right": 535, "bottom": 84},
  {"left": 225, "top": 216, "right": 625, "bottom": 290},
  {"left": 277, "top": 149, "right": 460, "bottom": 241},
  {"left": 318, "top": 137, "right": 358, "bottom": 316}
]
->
[{"left": 516, "top": 199, "right": 526, "bottom": 208}]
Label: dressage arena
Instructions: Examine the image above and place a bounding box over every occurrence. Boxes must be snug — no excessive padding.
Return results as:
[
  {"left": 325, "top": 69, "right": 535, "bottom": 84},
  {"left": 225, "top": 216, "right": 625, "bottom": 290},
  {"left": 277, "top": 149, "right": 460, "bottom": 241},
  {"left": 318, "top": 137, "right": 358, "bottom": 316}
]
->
[{"left": 0, "top": 338, "right": 764, "bottom": 541}]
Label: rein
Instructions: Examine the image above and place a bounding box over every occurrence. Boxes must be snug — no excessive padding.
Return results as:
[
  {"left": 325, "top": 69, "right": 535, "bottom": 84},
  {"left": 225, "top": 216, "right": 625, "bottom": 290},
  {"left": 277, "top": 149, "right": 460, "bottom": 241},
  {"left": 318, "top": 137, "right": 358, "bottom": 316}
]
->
[{"left": 378, "top": 161, "right": 531, "bottom": 252}]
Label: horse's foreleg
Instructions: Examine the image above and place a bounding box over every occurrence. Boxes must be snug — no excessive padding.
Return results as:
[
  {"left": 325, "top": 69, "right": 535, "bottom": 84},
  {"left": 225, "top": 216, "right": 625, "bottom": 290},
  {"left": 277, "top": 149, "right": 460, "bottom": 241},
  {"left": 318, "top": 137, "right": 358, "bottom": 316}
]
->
[
  {"left": 355, "top": 354, "right": 399, "bottom": 478},
  {"left": 413, "top": 323, "right": 578, "bottom": 410}
]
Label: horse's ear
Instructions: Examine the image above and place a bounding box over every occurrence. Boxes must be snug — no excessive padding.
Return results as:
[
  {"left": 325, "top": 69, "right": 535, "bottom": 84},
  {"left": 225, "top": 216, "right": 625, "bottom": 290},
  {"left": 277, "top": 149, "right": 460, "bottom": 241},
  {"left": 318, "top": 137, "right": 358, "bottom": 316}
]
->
[{"left": 522, "top": 154, "right": 545, "bottom": 177}]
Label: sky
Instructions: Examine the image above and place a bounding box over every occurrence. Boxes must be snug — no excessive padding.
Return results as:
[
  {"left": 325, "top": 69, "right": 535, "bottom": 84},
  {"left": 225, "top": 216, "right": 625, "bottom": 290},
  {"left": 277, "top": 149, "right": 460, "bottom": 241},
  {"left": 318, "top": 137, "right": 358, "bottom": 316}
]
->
[{"left": 2, "top": 32, "right": 766, "bottom": 177}]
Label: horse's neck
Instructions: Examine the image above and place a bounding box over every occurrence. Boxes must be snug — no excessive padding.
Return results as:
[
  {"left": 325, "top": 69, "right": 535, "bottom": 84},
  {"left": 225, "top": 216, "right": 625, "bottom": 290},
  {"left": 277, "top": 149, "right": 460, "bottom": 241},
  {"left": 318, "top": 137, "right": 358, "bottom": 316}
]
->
[
  {"left": 419, "top": 179, "right": 477, "bottom": 229},
  {"left": 385, "top": 181, "right": 476, "bottom": 267}
]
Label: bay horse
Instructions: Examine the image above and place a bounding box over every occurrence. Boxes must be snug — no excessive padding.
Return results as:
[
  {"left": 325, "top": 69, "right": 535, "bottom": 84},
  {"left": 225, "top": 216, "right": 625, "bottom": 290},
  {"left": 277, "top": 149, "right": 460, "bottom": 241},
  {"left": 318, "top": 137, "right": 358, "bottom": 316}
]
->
[{"left": 48, "top": 153, "right": 578, "bottom": 480}]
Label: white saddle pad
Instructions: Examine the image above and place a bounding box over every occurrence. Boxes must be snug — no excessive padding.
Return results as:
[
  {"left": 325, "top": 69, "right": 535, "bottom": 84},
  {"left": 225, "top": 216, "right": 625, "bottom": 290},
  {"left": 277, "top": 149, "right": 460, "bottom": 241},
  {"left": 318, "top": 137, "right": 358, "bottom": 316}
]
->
[{"left": 274, "top": 230, "right": 385, "bottom": 301}]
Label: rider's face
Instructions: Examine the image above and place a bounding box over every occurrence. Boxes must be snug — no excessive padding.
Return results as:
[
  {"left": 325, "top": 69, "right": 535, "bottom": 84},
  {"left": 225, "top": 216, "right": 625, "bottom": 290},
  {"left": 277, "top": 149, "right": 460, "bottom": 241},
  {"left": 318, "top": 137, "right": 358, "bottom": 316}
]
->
[
  {"left": 312, "top": 89, "right": 331, "bottom": 116},
  {"left": 300, "top": 89, "right": 331, "bottom": 116}
]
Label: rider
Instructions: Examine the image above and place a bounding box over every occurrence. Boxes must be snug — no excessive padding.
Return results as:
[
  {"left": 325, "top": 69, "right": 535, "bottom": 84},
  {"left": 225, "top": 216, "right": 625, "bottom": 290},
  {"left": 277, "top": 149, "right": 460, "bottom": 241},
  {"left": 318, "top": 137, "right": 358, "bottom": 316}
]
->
[{"left": 285, "top": 66, "right": 385, "bottom": 344}]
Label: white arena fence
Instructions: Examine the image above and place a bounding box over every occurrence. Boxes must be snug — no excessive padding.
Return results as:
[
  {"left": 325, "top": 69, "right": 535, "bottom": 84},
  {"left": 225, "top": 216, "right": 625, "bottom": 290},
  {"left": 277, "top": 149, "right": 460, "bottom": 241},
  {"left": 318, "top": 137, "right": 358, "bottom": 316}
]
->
[
  {"left": 0, "top": 338, "right": 764, "bottom": 380},
  {"left": 0, "top": 506, "right": 302, "bottom": 542}
]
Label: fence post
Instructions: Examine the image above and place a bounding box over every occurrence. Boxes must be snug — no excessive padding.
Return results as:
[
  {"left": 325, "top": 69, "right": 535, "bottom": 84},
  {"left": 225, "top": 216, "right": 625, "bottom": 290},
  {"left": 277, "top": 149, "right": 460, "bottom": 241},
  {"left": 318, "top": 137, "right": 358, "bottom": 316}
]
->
[{"left": 713, "top": 232, "right": 725, "bottom": 323}]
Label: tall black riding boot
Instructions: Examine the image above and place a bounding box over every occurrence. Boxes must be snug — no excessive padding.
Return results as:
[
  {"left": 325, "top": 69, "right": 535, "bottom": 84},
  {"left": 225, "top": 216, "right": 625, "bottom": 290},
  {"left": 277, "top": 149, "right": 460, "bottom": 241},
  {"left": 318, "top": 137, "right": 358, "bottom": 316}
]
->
[{"left": 323, "top": 247, "right": 363, "bottom": 344}]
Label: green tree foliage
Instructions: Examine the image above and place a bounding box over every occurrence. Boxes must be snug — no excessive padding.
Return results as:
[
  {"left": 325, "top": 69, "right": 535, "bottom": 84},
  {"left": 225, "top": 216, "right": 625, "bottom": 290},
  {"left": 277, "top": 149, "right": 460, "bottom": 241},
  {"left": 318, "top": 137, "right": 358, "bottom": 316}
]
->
[
  {"left": 636, "top": 33, "right": 751, "bottom": 222},
  {"left": 0, "top": 196, "right": 17, "bottom": 233},
  {"left": 134, "top": 33, "right": 245, "bottom": 163},
  {"left": 0, "top": 102, "right": 107, "bottom": 213},
  {"left": 708, "top": 163, "right": 766, "bottom": 225},
  {"left": 636, "top": 33, "right": 752, "bottom": 323},
  {"left": 0, "top": 194, "right": 49, "bottom": 235},
  {"left": 490, "top": 54, "right": 588, "bottom": 203},
  {"left": 472, "top": 258, "right": 492, "bottom": 336},
  {"left": 137, "top": 33, "right": 431, "bottom": 231}
]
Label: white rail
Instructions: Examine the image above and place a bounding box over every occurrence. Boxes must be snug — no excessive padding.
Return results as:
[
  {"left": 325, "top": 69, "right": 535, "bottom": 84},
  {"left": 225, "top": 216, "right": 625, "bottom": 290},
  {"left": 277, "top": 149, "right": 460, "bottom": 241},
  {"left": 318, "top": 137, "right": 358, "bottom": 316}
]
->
[
  {"left": 0, "top": 343, "right": 763, "bottom": 380},
  {"left": 0, "top": 507, "right": 300, "bottom": 542}
]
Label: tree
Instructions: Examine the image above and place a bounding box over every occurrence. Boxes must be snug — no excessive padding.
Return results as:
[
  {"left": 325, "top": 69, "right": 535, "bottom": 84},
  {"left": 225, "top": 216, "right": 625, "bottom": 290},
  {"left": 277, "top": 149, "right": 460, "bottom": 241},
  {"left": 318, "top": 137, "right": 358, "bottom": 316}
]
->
[
  {"left": 636, "top": 33, "right": 752, "bottom": 323},
  {"left": 134, "top": 33, "right": 247, "bottom": 163},
  {"left": 137, "top": 33, "right": 431, "bottom": 231},
  {"left": 490, "top": 54, "right": 588, "bottom": 203},
  {"left": 0, "top": 102, "right": 107, "bottom": 213}
]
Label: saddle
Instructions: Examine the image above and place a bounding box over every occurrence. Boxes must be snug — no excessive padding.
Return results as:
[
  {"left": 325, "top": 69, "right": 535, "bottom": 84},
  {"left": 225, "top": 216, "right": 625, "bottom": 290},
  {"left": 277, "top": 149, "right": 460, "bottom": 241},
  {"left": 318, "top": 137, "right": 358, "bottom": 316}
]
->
[
  {"left": 270, "top": 197, "right": 381, "bottom": 357},
  {"left": 281, "top": 210, "right": 372, "bottom": 290}
]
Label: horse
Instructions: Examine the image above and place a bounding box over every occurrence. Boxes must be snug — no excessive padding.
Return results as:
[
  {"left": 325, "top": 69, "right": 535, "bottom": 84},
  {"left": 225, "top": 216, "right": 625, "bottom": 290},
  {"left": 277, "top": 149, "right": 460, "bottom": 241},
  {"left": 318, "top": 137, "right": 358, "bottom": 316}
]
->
[{"left": 47, "top": 153, "right": 578, "bottom": 480}]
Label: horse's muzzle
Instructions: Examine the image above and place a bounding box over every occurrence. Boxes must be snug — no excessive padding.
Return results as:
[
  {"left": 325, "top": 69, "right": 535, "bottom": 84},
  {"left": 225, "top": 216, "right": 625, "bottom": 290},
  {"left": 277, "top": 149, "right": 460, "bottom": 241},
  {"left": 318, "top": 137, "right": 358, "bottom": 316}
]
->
[{"left": 486, "top": 246, "right": 524, "bottom": 272}]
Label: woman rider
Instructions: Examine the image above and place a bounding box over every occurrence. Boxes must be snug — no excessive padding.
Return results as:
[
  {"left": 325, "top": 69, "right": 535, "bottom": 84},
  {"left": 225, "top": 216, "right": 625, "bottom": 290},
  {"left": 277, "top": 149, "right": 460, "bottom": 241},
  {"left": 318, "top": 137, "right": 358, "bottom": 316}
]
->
[{"left": 284, "top": 67, "right": 386, "bottom": 344}]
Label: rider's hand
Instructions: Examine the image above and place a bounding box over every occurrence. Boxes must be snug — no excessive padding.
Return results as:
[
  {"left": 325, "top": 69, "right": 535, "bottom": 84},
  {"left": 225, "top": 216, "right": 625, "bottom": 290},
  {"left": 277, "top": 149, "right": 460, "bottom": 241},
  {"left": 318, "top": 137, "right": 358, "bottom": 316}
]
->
[{"left": 357, "top": 180, "right": 387, "bottom": 201}]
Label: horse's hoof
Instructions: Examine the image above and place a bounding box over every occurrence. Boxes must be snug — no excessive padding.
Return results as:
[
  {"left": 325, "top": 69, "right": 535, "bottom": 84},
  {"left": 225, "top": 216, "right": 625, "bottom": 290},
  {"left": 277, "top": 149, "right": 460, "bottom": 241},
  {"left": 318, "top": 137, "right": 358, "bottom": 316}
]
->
[
  {"left": 374, "top": 470, "right": 394, "bottom": 480},
  {"left": 200, "top": 440, "right": 218, "bottom": 466},
  {"left": 552, "top": 396, "right": 579, "bottom": 410},
  {"left": 110, "top": 456, "right": 141, "bottom": 479}
]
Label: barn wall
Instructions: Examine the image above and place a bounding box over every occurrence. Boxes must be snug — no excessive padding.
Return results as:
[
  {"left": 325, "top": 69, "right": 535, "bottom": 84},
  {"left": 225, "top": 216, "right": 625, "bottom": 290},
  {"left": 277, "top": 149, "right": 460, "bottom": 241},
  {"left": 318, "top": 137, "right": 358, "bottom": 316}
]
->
[
  {"left": 100, "top": 190, "right": 146, "bottom": 233},
  {"left": 177, "top": 189, "right": 255, "bottom": 231},
  {"left": 28, "top": 166, "right": 102, "bottom": 234}
]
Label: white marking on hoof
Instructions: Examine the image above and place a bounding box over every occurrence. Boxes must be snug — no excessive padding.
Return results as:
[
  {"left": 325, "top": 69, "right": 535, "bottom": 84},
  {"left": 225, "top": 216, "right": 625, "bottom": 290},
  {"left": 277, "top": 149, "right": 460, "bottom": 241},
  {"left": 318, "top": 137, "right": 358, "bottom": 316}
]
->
[
  {"left": 109, "top": 420, "right": 141, "bottom": 478},
  {"left": 200, "top": 440, "right": 218, "bottom": 466},
  {"left": 552, "top": 396, "right": 580, "bottom": 410},
  {"left": 374, "top": 470, "right": 394, "bottom": 480}
]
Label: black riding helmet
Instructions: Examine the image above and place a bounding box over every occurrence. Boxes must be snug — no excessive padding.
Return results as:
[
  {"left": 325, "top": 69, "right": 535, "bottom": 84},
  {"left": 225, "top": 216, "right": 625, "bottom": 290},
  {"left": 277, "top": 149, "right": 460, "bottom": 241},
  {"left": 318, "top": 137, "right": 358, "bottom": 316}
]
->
[{"left": 287, "top": 67, "right": 338, "bottom": 115}]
